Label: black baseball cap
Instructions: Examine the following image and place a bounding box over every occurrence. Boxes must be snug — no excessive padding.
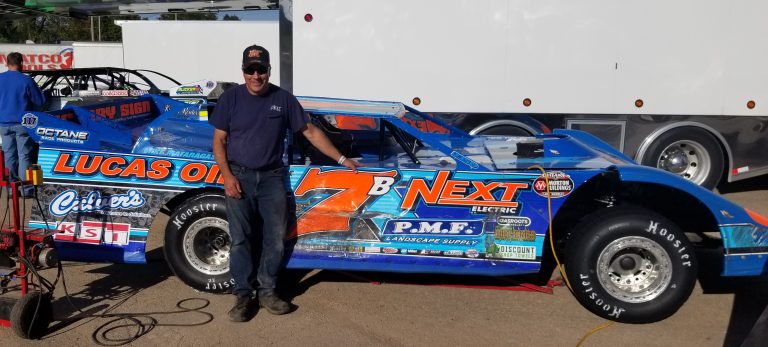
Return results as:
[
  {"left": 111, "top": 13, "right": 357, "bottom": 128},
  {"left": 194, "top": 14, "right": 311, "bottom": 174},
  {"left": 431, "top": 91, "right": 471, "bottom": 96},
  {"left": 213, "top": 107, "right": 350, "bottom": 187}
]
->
[{"left": 242, "top": 45, "right": 270, "bottom": 69}]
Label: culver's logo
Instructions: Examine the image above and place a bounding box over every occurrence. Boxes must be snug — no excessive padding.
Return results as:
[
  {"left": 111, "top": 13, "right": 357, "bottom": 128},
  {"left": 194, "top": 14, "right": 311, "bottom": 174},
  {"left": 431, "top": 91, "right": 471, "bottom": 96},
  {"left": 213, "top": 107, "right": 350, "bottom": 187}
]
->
[{"left": 49, "top": 189, "right": 146, "bottom": 217}]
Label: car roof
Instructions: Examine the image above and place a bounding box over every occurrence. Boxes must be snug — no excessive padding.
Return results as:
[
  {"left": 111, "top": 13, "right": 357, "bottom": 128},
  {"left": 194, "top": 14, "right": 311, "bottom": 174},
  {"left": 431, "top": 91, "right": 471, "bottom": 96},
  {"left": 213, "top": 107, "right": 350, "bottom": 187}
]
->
[{"left": 297, "top": 96, "right": 406, "bottom": 119}]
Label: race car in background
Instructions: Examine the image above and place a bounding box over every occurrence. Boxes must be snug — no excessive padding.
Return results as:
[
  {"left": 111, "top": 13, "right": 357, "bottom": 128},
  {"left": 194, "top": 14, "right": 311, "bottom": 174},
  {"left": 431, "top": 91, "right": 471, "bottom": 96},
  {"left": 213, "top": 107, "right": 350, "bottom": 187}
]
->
[
  {"left": 15, "top": 94, "right": 768, "bottom": 324},
  {"left": 26, "top": 67, "right": 234, "bottom": 111}
]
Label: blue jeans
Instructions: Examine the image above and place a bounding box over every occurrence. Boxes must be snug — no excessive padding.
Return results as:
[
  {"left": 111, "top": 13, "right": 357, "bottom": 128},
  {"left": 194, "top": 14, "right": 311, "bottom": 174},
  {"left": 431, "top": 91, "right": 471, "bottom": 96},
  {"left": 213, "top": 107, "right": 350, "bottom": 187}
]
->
[
  {"left": 226, "top": 165, "right": 288, "bottom": 298},
  {"left": 0, "top": 124, "right": 35, "bottom": 196}
]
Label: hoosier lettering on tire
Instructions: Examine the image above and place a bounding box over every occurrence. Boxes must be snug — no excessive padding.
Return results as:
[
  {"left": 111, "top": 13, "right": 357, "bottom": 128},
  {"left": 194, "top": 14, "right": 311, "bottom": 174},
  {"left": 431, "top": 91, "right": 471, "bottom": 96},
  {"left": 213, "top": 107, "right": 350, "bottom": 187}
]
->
[
  {"left": 564, "top": 206, "right": 697, "bottom": 324},
  {"left": 164, "top": 193, "right": 235, "bottom": 293}
]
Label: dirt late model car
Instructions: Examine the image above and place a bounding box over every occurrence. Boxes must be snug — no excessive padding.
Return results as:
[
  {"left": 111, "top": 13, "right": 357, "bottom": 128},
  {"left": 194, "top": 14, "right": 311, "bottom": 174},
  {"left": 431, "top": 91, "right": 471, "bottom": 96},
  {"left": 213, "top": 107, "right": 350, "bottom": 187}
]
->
[{"left": 16, "top": 95, "right": 768, "bottom": 324}]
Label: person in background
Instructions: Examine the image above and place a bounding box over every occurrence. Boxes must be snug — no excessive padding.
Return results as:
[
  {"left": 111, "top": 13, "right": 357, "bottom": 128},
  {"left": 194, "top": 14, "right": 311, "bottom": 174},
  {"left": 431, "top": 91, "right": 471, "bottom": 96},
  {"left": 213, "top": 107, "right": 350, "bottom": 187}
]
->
[
  {"left": 0, "top": 52, "right": 45, "bottom": 197},
  {"left": 210, "top": 44, "right": 362, "bottom": 322}
]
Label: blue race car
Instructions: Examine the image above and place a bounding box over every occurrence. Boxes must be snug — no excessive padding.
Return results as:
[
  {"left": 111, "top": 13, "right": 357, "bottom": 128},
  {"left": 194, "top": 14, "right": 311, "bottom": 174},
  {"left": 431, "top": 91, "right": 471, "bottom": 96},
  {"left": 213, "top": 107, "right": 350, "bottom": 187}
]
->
[{"left": 18, "top": 95, "right": 768, "bottom": 324}]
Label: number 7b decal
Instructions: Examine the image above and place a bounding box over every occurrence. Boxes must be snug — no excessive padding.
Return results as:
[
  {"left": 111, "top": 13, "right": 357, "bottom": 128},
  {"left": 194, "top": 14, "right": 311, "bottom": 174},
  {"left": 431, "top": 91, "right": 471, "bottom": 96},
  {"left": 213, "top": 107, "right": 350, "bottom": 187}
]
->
[{"left": 291, "top": 168, "right": 400, "bottom": 238}]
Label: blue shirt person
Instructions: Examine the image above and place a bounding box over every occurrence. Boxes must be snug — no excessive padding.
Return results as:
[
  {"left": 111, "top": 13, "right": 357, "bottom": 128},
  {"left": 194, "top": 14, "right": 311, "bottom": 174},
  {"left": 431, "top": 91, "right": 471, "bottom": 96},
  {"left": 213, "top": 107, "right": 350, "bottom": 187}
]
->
[
  {"left": 209, "top": 44, "right": 361, "bottom": 322},
  {"left": 0, "top": 52, "right": 45, "bottom": 197}
]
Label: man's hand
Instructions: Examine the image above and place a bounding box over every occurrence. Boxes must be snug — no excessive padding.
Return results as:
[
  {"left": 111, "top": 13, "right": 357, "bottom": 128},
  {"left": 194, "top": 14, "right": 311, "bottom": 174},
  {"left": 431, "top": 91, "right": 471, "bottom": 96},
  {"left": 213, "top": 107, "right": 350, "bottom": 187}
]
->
[
  {"left": 340, "top": 157, "right": 364, "bottom": 172},
  {"left": 223, "top": 173, "right": 242, "bottom": 199}
]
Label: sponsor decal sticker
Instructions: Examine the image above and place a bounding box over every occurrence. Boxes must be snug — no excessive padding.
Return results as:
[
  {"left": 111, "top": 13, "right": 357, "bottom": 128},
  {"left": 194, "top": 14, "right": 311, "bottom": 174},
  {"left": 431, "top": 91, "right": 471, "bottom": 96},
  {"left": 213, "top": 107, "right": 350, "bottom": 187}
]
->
[
  {"left": 91, "top": 100, "right": 151, "bottom": 119},
  {"left": 36, "top": 127, "right": 89, "bottom": 144},
  {"left": 49, "top": 189, "right": 146, "bottom": 217},
  {"left": 175, "top": 85, "right": 204, "bottom": 95},
  {"left": 54, "top": 221, "right": 131, "bottom": 246},
  {"left": 21, "top": 113, "right": 38, "bottom": 128},
  {"left": 496, "top": 245, "right": 536, "bottom": 260},
  {"left": 384, "top": 219, "right": 483, "bottom": 236},
  {"left": 533, "top": 171, "right": 574, "bottom": 198},
  {"left": 495, "top": 229, "right": 537, "bottom": 242},
  {"left": 401, "top": 171, "right": 529, "bottom": 215},
  {"left": 382, "top": 247, "right": 399, "bottom": 254},
  {"left": 100, "top": 90, "right": 129, "bottom": 97}
]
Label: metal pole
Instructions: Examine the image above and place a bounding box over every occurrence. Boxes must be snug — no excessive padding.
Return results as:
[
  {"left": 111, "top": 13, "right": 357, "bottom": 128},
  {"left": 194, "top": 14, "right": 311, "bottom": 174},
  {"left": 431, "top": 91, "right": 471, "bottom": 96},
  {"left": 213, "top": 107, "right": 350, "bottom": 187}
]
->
[
  {"left": 98, "top": 16, "right": 101, "bottom": 41},
  {"left": 90, "top": 17, "right": 94, "bottom": 41}
]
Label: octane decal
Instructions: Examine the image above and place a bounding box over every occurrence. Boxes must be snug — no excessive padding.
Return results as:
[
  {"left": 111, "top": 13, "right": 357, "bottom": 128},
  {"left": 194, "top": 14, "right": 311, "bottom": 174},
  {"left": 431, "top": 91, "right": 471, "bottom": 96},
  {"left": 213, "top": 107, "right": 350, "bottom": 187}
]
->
[
  {"left": 400, "top": 171, "right": 529, "bottom": 214},
  {"left": 49, "top": 189, "right": 146, "bottom": 217},
  {"left": 36, "top": 127, "right": 89, "bottom": 144},
  {"left": 293, "top": 168, "right": 399, "bottom": 236}
]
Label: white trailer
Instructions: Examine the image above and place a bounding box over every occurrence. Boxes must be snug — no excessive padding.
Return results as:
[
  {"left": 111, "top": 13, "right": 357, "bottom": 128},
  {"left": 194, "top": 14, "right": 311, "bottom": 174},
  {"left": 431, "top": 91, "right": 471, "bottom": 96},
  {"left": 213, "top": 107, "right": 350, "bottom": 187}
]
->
[
  {"left": 117, "top": 20, "right": 280, "bottom": 91},
  {"left": 281, "top": 0, "right": 768, "bottom": 189}
]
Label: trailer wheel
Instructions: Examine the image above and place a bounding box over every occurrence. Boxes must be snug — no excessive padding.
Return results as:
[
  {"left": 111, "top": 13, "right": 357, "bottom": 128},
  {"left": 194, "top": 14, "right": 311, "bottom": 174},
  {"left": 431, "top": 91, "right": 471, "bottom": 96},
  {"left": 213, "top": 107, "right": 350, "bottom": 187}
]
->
[
  {"left": 641, "top": 127, "right": 723, "bottom": 189},
  {"left": 11, "top": 291, "right": 52, "bottom": 339},
  {"left": 564, "top": 206, "right": 697, "bottom": 323},
  {"left": 164, "top": 193, "right": 234, "bottom": 293}
]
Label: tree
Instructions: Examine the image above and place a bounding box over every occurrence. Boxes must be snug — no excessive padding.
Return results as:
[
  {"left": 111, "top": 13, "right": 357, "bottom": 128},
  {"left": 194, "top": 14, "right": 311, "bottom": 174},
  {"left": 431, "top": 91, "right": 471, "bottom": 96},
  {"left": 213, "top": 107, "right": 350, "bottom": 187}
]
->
[
  {"left": 0, "top": 15, "right": 140, "bottom": 44},
  {"left": 222, "top": 14, "right": 241, "bottom": 21},
  {"left": 158, "top": 12, "right": 217, "bottom": 21}
]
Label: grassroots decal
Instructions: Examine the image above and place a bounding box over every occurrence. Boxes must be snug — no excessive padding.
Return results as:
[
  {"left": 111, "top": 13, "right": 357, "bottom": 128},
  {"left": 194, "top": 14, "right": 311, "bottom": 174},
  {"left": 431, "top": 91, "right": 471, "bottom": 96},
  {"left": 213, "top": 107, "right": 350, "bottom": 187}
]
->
[
  {"left": 49, "top": 189, "right": 146, "bottom": 217},
  {"left": 400, "top": 171, "right": 529, "bottom": 214}
]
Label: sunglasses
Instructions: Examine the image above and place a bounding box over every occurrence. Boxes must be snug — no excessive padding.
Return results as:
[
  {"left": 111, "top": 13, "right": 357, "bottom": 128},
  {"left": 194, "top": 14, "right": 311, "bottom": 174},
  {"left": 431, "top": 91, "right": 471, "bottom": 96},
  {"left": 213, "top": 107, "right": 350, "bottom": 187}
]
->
[{"left": 243, "top": 64, "right": 269, "bottom": 75}]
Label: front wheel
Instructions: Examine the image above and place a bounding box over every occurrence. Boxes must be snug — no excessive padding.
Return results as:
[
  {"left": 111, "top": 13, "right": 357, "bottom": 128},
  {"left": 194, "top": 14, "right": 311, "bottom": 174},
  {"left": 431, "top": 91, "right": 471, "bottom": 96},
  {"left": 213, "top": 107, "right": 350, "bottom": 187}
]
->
[
  {"left": 164, "top": 193, "right": 234, "bottom": 293},
  {"left": 564, "top": 206, "right": 697, "bottom": 323}
]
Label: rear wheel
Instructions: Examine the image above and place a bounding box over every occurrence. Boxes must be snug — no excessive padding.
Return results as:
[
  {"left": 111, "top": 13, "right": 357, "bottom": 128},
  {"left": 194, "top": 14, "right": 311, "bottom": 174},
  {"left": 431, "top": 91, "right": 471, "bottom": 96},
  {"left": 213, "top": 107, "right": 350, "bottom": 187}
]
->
[
  {"left": 641, "top": 127, "right": 724, "bottom": 189},
  {"left": 564, "top": 206, "right": 697, "bottom": 323},
  {"left": 164, "top": 193, "right": 234, "bottom": 293}
]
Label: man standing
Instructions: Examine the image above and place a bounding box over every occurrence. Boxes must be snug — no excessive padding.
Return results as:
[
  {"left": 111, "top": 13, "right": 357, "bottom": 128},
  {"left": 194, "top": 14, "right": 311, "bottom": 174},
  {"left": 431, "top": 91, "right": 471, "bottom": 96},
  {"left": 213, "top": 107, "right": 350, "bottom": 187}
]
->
[
  {"left": 0, "top": 52, "right": 45, "bottom": 197},
  {"left": 210, "top": 45, "right": 361, "bottom": 322}
]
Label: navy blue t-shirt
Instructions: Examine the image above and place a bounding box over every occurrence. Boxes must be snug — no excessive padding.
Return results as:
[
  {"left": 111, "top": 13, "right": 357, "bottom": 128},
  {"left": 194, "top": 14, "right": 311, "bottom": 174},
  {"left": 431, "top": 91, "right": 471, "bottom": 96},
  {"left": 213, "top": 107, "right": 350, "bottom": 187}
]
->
[{"left": 209, "top": 84, "right": 309, "bottom": 170}]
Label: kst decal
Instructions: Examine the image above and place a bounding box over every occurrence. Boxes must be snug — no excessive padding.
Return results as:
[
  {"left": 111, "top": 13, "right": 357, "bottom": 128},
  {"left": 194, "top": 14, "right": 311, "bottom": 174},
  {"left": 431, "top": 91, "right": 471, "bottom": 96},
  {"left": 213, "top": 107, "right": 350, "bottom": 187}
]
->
[
  {"left": 55, "top": 221, "right": 130, "bottom": 245},
  {"left": 401, "top": 171, "right": 529, "bottom": 214},
  {"left": 292, "top": 168, "right": 399, "bottom": 237},
  {"left": 49, "top": 189, "right": 146, "bottom": 216}
]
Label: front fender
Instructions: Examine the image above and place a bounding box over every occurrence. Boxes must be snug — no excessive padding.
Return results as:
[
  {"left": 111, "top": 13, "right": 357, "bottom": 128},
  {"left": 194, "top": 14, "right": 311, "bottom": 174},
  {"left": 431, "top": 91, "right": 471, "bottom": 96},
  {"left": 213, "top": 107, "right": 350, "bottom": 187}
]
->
[{"left": 615, "top": 165, "right": 768, "bottom": 276}]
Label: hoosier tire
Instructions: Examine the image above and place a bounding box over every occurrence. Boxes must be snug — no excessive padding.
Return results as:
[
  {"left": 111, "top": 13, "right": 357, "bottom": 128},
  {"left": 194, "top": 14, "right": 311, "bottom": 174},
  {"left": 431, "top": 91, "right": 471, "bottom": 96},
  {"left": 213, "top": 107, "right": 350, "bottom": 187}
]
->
[
  {"left": 164, "top": 193, "right": 235, "bottom": 293},
  {"left": 11, "top": 291, "right": 52, "bottom": 339},
  {"left": 564, "top": 206, "right": 697, "bottom": 323}
]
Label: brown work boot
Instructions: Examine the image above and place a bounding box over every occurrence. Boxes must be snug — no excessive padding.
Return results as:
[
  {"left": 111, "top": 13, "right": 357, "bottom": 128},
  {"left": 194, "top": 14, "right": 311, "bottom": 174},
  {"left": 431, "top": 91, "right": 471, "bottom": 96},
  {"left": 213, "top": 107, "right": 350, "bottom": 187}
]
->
[
  {"left": 259, "top": 293, "right": 291, "bottom": 315},
  {"left": 228, "top": 295, "right": 256, "bottom": 322}
]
